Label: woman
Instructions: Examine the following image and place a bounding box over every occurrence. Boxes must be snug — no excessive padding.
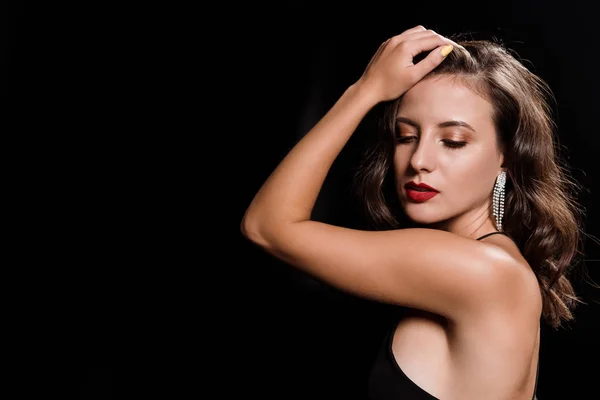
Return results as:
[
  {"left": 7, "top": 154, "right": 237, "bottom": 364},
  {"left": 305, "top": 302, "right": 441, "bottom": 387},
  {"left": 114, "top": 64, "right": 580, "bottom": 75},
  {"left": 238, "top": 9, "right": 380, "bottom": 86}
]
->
[{"left": 241, "top": 25, "right": 584, "bottom": 399}]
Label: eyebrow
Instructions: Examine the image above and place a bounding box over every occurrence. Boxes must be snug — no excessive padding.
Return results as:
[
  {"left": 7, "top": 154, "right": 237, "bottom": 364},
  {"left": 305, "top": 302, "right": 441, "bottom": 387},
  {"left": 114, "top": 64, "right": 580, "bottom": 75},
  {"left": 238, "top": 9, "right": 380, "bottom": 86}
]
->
[{"left": 396, "top": 116, "right": 477, "bottom": 133}]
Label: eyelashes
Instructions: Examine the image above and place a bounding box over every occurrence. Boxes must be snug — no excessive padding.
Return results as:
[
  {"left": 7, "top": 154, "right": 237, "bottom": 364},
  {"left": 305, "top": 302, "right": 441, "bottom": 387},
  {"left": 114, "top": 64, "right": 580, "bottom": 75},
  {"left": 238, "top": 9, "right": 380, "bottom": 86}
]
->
[{"left": 395, "top": 136, "right": 467, "bottom": 150}]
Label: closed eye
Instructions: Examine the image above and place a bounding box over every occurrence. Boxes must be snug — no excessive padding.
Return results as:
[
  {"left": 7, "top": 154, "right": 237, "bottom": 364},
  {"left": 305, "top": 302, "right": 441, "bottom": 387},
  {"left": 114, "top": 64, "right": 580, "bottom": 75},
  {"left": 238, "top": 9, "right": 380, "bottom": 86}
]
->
[
  {"left": 396, "top": 136, "right": 467, "bottom": 150},
  {"left": 442, "top": 140, "right": 467, "bottom": 149}
]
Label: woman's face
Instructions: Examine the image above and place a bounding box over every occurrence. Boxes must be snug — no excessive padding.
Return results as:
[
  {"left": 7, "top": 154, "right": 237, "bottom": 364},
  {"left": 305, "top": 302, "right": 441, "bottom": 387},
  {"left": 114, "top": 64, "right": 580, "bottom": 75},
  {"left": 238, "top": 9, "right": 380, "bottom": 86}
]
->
[{"left": 393, "top": 75, "right": 504, "bottom": 231}]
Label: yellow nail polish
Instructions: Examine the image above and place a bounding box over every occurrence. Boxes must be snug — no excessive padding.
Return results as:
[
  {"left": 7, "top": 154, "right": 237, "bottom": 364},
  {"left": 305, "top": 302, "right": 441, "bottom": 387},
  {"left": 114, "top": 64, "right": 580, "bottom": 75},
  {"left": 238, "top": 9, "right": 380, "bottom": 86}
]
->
[{"left": 441, "top": 45, "right": 454, "bottom": 57}]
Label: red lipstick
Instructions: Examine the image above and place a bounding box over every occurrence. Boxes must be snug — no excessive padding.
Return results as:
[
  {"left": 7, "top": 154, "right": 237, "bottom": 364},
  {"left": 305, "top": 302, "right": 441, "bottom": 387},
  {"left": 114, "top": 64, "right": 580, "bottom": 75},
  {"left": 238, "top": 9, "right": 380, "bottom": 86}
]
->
[{"left": 404, "top": 181, "right": 439, "bottom": 203}]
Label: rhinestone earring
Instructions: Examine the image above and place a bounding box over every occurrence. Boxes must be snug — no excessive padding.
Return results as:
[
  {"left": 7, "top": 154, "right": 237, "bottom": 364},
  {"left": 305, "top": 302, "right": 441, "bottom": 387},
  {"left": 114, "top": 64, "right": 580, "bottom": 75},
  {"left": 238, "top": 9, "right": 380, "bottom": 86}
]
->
[{"left": 493, "top": 170, "right": 506, "bottom": 231}]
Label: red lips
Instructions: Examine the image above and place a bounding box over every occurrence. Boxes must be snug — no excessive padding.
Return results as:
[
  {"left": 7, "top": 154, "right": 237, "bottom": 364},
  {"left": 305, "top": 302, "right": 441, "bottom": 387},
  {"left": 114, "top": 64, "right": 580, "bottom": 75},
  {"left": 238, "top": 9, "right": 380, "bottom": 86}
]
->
[
  {"left": 404, "top": 181, "right": 439, "bottom": 202},
  {"left": 404, "top": 181, "right": 438, "bottom": 192}
]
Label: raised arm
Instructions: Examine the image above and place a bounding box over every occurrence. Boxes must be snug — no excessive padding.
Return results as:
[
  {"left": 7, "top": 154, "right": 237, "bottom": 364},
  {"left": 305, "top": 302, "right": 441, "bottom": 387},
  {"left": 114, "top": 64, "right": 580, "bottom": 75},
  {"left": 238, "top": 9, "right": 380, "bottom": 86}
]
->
[
  {"left": 240, "top": 27, "right": 526, "bottom": 321},
  {"left": 242, "top": 26, "right": 455, "bottom": 231}
]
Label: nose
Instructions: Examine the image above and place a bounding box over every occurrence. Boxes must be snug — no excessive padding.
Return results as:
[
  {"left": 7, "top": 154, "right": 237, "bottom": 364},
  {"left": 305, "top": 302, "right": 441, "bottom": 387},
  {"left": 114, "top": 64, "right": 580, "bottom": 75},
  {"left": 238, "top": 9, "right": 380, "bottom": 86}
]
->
[{"left": 409, "top": 137, "right": 435, "bottom": 173}]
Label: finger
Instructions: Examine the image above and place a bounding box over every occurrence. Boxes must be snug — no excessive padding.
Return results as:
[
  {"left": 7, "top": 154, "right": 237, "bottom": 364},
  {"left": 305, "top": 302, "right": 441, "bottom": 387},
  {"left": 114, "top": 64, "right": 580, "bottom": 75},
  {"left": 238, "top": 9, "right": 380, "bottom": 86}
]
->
[
  {"left": 410, "top": 44, "right": 454, "bottom": 79},
  {"left": 389, "top": 25, "right": 428, "bottom": 47},
  {"left": 405, "top": 34, "right": 455, "bottom": 58},
  {"left": 402, "top": 25, "right": 427, "bottom": 36},
  {"left": 402, "top": 30, "right": 462, "bottom": 53},
  {"left": 402, "top": 29, "right": 440, "bottom": 42}
]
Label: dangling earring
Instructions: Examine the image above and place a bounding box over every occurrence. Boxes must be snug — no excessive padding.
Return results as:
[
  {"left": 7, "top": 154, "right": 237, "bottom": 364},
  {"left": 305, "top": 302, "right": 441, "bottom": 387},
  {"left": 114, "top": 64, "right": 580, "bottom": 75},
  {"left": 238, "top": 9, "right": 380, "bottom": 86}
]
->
[{"left": 493, "top": 170, "right": 506, "bottom": 231}]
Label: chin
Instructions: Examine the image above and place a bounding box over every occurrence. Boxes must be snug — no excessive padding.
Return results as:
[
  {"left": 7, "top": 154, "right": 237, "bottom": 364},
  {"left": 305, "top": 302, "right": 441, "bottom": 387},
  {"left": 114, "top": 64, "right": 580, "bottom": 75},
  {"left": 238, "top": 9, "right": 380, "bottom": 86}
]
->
[
  {"left": 402, "top": 204, "right": 444, "bottom": 225},
  {"left": 405, "top": 216, "right": 441, "bottom": 226}
]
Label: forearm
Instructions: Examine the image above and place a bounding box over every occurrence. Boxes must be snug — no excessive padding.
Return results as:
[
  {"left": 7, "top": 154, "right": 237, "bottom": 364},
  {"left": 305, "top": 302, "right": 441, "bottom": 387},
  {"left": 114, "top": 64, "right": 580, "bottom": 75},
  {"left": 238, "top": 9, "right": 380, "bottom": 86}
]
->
[{"left": 242, "top": 81, "right": 379, "bottom": 238}]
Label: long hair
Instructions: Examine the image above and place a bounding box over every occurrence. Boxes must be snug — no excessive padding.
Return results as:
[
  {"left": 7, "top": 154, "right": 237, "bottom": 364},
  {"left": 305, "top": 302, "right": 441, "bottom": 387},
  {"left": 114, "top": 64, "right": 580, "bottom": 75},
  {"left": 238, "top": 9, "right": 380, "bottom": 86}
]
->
[{"left": 353, "top": 39, "right": 586, "bottom": 328}]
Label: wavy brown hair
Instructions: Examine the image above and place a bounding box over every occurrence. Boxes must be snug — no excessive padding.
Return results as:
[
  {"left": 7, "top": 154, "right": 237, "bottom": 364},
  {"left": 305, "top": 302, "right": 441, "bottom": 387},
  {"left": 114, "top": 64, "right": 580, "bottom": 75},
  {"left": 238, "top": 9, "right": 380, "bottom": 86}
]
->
[{"left": 353, "top": 39, "right": 586, "bottom": 328}]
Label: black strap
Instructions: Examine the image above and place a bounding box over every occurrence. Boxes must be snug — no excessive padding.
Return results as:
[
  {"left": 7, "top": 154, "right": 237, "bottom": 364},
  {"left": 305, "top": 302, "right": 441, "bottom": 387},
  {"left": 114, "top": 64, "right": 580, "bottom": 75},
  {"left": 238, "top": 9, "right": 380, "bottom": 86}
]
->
[{"left": 476, "top": 231, "right": 509, "bottom": 240}]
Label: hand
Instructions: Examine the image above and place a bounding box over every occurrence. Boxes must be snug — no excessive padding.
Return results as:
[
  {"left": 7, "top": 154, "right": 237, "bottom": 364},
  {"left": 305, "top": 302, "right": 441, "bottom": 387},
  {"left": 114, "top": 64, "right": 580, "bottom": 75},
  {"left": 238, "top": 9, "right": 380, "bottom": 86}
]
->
[{"left": 357, "top": 26, "right": 457, "bottom": 102}]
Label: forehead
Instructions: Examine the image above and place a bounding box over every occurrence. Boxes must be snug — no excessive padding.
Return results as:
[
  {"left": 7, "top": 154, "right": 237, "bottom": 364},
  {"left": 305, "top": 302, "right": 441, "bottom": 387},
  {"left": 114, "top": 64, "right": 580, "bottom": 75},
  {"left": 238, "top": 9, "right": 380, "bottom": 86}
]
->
[{"left": 397, "top": 75, "right": 493, "bottom": 125}]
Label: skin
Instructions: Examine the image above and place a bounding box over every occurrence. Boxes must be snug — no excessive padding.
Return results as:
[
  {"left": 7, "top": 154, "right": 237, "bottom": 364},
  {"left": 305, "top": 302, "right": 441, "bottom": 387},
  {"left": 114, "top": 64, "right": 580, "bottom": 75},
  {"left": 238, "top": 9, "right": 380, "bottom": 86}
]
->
[
  {"left": 241, "top": 26, "right": 542, "bottom": 399},
  {"left": 394, "top": 75, "right": 504, "bottom": 236}
]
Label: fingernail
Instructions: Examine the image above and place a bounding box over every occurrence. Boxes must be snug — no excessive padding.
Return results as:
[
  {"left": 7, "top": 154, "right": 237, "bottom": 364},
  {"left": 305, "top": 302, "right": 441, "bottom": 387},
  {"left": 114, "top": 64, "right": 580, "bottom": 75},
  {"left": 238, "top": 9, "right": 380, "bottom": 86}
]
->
[{"left": 441, "top": 45, "right": 454, "bottom": 57}]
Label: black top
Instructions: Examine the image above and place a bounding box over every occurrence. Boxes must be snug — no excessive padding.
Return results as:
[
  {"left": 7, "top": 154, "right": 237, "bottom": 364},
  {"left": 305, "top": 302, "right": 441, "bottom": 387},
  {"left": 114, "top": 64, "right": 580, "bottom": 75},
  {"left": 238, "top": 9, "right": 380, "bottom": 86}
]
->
[{"left": 368, "top": 231, "right": 539, "bottom": 400}]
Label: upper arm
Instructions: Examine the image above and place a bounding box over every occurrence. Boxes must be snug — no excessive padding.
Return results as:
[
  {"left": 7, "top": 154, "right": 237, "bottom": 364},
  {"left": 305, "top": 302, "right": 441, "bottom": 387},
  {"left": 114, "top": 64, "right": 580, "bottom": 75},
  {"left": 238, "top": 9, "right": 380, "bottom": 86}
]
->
[{"left": 243, "top": 221, "right": 521, "bottom": 321}]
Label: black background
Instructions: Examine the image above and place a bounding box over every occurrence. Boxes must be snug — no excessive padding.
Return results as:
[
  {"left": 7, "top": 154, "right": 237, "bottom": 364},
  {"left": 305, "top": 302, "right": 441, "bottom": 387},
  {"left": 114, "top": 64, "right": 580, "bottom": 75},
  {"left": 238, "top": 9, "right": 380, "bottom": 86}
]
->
[
  {"left": 234, "top": 2, "right": 600, "bottom": 399},
  {"left": 7, "top": 1, "right": 598, "bottom": 399}
]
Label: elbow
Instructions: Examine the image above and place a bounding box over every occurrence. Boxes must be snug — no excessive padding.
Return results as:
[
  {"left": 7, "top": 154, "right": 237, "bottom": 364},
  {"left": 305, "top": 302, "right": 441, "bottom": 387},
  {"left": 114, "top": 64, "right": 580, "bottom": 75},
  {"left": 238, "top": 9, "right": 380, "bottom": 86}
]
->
[
  {"left": 240, "top": 210, "right": 268, "bottom": 248},
  {"left": 240, "top": 211, "right": 256, "bottom": 240},
  {"left": 241, "top": 210, "right": 289, "bottom": 252}
]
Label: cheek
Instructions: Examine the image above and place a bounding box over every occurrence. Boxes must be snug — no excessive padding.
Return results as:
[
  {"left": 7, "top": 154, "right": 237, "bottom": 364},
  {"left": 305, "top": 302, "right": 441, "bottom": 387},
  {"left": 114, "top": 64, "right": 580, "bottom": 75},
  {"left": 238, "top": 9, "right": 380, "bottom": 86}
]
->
[
  {"left": 393, "top": 149, "right": 410, "bottom": 172},
  {"left": 448, "top": 154, "right": 497, "bottom": 189}
]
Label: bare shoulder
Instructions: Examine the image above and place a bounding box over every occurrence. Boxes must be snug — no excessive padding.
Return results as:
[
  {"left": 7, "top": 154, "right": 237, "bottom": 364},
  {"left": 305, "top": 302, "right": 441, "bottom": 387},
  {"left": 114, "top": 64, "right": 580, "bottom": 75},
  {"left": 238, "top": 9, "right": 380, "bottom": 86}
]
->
[
  {"left": 244, "top": 223, "right": 540, "bottom": 322},
  {"left": 442, "top": 234, "right": 543, "bottom": 398},
  {"left": 476, "top": 234, "right": 543, "bottom": 316}
]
